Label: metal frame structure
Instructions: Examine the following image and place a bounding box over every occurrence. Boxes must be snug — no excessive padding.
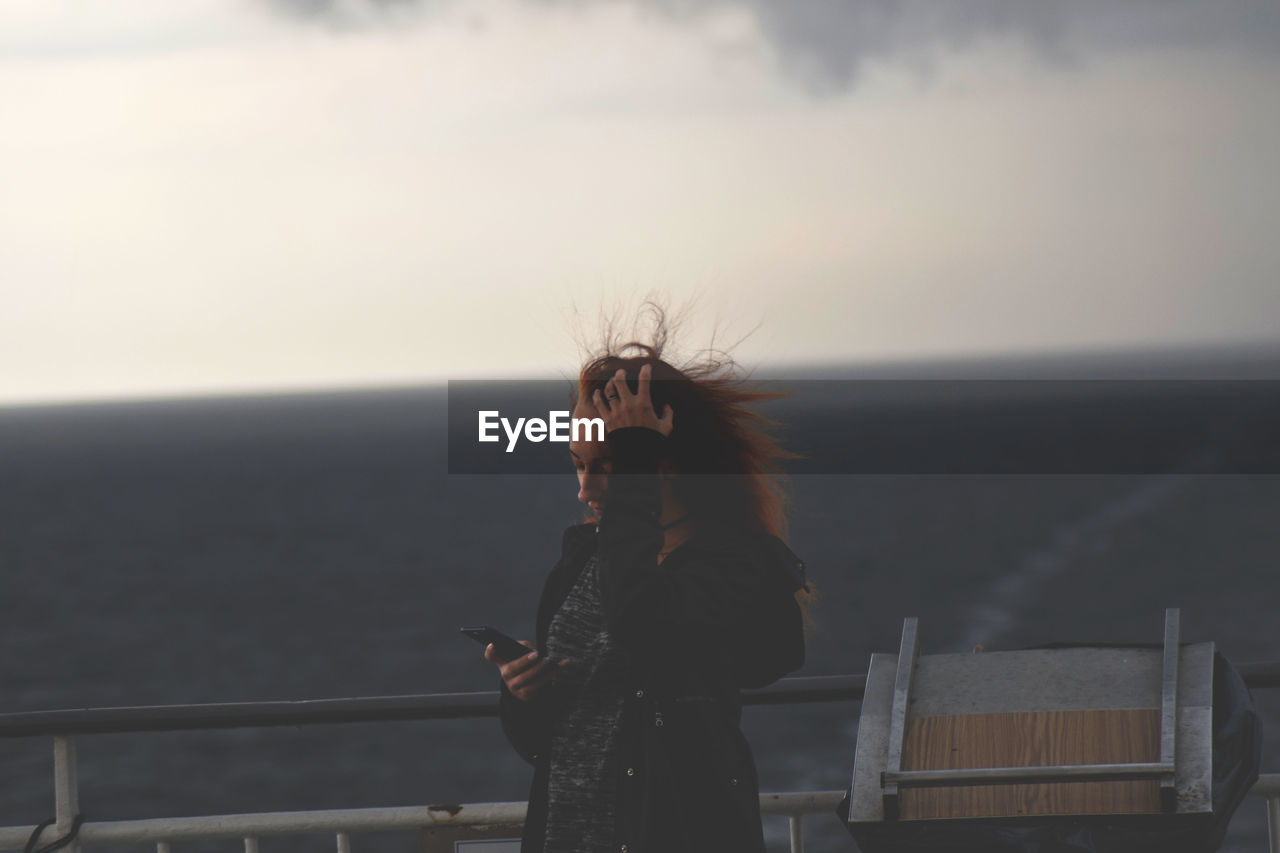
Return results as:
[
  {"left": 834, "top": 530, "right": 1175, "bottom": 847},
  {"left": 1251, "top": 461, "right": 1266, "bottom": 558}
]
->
[
  {"left": 2, "top": 668, "right": 1277, "bottom": 853},
  {"left": 878, "top": 609, "right": 1188, "bottom": 815}
]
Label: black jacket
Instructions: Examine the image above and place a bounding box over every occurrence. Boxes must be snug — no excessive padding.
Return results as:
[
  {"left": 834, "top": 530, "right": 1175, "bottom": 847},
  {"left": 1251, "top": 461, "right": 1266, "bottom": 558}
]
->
[{"left": 499, "top": 427, "right": 807, "bottom": 853}]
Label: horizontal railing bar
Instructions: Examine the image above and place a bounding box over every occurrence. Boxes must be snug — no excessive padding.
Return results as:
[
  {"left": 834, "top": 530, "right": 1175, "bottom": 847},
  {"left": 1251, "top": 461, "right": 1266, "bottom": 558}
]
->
[
  {"left": 0, "top": 692, "right": 499, "bottom": 738},
  {"left": 0, "top": 675, "right": 866, "bottom": 738},
  {"left": 759, "top": 790, "right": 848, "bottom": 816},
  {"left": 743, "top": 674, "right": 867, "bottom": 705},
  {"left": 884, "top": 762, "right": 1175, "bottom": 787},
  {"left": 0, "top": 803, "right": 528, "bottom": 848},
  {"left": 3, "top": 781, "right": 1277, "bottom": 852},
  {"left": 1, "top": 660, "right": 1276, "bottom": 739},
  {"left": 1239, "top": 660, "right": 1280, "bottom": 688},
  {"left": 0, "top": 792, "right": 848, "bottom": 849},
  {"left": 1254, "top": 775, "right": 1280, "bottom": 796}
]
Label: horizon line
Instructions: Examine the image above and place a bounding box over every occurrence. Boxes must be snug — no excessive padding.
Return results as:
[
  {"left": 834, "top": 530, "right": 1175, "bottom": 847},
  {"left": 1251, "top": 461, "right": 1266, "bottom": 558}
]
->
[{"left": 2, "top": 339, "right": 1277, "bottom": 412}]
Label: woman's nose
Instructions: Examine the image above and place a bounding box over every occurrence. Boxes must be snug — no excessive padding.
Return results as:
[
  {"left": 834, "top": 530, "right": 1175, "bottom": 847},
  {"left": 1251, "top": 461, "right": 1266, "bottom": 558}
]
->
[{"left": 578, "top": 473, "right": 605, "bottom": 503}]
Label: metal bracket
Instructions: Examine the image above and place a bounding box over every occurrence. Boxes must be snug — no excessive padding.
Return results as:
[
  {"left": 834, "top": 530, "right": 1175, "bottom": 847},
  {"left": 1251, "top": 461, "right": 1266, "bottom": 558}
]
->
[
  {"left": 1159, "top": 607, "right": 1181, "bottom": 813},
  {"left": 880, "top": 617, "right": 919, "bottom": 821}
]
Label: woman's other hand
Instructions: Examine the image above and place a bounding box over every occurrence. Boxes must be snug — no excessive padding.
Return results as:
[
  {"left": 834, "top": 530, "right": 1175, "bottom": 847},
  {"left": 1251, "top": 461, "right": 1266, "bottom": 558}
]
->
[
  {"left": 487, "top": 641, "right": 563, "bottom": 702},
  {"left": 592, "top": 364, "right": 674, "bottom": 437}
]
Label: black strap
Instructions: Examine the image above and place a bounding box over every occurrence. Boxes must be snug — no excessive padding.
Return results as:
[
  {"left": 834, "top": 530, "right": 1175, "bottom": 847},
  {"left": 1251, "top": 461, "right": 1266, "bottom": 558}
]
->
[{"left": 23, "top": 815, "right": 84, "bottom": 853}]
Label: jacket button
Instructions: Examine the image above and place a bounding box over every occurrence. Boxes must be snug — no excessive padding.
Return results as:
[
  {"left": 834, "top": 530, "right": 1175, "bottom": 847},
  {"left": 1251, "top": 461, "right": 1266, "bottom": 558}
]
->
[
  {"left": 730, "top": 777, "right": 738, "bottom": 786},
  {"left": 654, "top": 712, "right": 663, "bottom": 728},
  {"left": 619, "top": 845, "right": 628, "bottom": 853},
  {"left": 626, "top": 767, "right": 635, "bottom": 776},
  {"left": 634, "top": 689, "right": 644, "bottom": 699}
]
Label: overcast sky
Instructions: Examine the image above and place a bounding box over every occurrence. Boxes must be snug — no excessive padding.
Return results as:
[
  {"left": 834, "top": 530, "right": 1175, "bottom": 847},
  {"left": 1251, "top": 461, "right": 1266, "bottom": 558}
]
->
[{"left": 3, "top": 0, "right": 1278, "bottom": 404}]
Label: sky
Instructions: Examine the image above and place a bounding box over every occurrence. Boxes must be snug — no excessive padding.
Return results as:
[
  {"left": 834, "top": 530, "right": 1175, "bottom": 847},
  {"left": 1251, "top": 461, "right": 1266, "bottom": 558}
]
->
[{"left": 2, "top": 0, "right": 1278, "bottom": 404}]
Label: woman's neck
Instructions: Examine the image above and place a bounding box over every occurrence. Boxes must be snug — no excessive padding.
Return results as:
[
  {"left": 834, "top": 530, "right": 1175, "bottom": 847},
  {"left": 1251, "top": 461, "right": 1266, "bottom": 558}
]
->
[{"left": 658, "top": 492, "right": 693, "bottom": 563}]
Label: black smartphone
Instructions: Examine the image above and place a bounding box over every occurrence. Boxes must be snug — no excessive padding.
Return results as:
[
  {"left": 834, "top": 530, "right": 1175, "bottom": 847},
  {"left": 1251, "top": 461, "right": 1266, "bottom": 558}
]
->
[{"left": 460, "top": 626, "right": 535, "bottom": 662}]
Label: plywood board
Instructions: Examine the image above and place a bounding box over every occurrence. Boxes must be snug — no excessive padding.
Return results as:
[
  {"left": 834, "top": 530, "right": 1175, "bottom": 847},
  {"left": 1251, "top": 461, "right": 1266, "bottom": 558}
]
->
[{"left": 900, "top": 709, "right": 1161, "bottom": 819}]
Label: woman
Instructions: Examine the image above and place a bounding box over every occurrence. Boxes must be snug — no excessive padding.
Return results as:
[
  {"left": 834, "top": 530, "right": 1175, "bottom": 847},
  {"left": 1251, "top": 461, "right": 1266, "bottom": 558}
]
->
[{"left": 487, "top": 342, "right": 808, "bottom": 853}]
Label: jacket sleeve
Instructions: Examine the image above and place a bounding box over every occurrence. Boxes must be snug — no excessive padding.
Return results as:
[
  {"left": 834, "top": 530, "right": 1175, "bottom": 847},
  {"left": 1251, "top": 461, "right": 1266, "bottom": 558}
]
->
[
  {"left": 499, "top": 679, "right": 555, "bottom": 766},
  {"left": 595, "top": 427, "right": 805, "bottom": 685}
]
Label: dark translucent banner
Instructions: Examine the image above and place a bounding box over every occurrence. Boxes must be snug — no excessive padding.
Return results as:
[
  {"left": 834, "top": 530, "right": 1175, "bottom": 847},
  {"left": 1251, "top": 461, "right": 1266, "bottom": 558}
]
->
[{"left": 447, "top": 380, "right": 1280, "bottom": 475}]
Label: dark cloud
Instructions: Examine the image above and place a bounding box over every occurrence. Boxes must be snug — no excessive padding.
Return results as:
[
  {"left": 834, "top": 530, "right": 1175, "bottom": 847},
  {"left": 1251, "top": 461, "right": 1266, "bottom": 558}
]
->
[
  {"left": 267, "top": 0, "right": 425, "bottom": 14},
  {"left": 263, "top": 0, "right": 437, "bottom": 29},
  {"left": 630, "top": 0, "right": 1280, "bottom": 90},
  {"left": 262, "top": 0, "right": 1280, "bottom": 90}
]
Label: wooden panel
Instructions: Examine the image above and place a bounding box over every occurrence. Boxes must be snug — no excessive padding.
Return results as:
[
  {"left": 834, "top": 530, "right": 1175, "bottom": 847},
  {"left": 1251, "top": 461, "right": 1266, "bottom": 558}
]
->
[{"left": 900, "top": 709, "right": 1161, "bottom": 820}]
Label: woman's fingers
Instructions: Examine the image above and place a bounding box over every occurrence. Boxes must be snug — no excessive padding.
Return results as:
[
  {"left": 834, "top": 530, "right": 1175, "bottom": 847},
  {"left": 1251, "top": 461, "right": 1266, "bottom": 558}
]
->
[
  {"left": 594, "top": 365, "right": 671, "bottom": 435},
  {"left": 495, "top": 645, "right": 538, "bottom": 671},
  {"left": 613, "top": 368, "right": 632, "bottom": 400},
  {"left": 507, "top": 658, "right": 548, "bottom": 689},
  {"left": 598, "top": 369, "right": 628, "bottom": 411},
  {"left": 508, "top": 658, "right": 562, "bottom": 701},
  {"left": 484, "top": 641, "right": 561, "bottom": 701},
  {"left": 484, "top": 642, "right": 523, "bottom": 666},
  {"left": 486, "top": 643, "right": 539, "bottom": 677},
  {"left": 507, "top": 658, "right": 572, "bottom": 701}
]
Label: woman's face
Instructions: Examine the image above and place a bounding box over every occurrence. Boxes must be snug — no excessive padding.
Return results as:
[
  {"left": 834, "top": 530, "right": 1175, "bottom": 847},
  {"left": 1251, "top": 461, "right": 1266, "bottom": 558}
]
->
[{"left": 569, "top": 402, "right": 611, "bottom": 520}]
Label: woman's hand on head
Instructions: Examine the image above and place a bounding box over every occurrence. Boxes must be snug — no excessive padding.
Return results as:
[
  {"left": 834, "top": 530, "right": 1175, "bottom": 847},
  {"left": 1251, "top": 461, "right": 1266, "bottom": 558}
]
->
[
  {"left": 592, "top": 364, "right": 674, "bottom": 437},
  {"left": 486, "top": 641, "right": 565, "bottom": 703}
]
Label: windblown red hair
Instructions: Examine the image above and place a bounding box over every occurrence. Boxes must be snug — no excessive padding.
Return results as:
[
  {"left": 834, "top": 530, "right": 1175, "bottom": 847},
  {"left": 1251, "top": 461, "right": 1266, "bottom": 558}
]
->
[{"left": 574, "top": 308, "right": 796, "bottom": 541}]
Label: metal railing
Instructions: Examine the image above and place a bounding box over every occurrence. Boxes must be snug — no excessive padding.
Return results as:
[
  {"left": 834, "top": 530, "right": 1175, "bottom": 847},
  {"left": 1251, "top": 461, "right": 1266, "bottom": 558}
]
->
[
  {"left": 2, "top": 664, "right": 1277, "bottom": 853},
  {"left": 0, "top": 784, "right": 848, "bottom": 853}
]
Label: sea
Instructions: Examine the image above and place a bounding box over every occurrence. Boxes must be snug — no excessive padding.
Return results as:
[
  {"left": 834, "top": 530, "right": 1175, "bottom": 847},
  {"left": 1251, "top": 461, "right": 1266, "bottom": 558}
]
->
[{"left": 2, "top": 358, "right": 1277, "bottom": 853}]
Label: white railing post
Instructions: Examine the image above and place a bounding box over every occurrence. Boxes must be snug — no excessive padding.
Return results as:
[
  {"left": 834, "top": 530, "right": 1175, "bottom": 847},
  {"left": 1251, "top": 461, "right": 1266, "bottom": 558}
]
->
[
  {"left": 788, "top": 815, "right": 803, "bottom": 853},
  {"left": 335, "top": 832, "right": 350, "bottom": 853},
  {"left": 1267, "top": 793, "right": 1279, "bottom": 853},
  {"left": 244, "top": 837, "right": 259, "bottom": 853},
  {"left": 53, "top": 737, "right": 80, "bottom": 853}
]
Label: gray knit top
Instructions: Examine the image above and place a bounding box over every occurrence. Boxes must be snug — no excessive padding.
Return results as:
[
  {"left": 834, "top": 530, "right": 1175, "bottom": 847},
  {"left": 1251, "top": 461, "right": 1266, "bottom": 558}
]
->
[{"left": 541, "top": 555, "right": 628, "bottom": 853}]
